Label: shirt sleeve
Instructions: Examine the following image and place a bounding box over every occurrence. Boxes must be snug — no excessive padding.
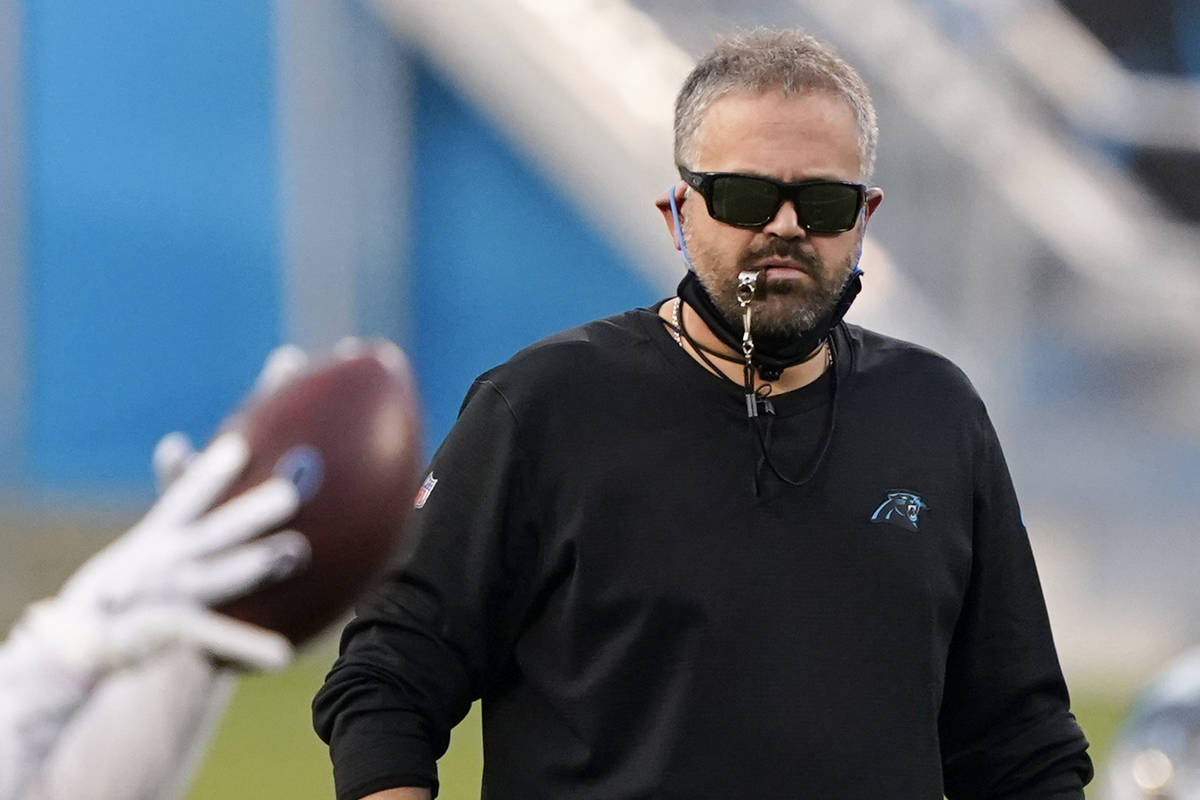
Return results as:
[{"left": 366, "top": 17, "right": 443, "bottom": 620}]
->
[
  {"left": 0, "top": 620, "right": 91, "bottom": 800},
  {"left": 313, "top": 379, "right": 538, "bottom": 800},
  {"left": 939, "top": 409, "right": 1094, "bottom": 798},
  {"left": 25, "top": 649, "right": 234, "bottom": 800}
]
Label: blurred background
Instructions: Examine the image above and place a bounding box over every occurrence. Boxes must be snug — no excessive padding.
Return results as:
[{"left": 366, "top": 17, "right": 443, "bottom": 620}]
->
[{"left": 0, "top": 0, "right": 1197, "bottom": 796}]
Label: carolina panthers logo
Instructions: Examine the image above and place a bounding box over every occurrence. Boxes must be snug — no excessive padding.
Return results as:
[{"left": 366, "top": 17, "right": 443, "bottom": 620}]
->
[{"left": 870, "top": 491, "right": 929, "bottom": 532}]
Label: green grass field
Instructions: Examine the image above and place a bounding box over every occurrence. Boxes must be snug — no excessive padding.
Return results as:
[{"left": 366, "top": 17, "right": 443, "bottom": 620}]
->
[
  {"left": 186, "top": 645, "right": 1133, "bottom": 799},
  {"left": 185, "top": 644, "right": 486, "bottom": 800}
]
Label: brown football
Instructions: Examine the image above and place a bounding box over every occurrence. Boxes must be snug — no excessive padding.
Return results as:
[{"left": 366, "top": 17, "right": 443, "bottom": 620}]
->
[{"left": 214, "top": 340, "right": 423, "bottom": 646}]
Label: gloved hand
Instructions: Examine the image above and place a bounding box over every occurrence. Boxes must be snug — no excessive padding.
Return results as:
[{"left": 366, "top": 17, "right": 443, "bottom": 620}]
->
[{"left": 16, "top": 432, "right": 310, "bottom": 680}]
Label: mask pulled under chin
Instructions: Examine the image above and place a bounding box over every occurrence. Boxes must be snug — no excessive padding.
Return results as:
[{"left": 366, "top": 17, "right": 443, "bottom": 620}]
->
[{"left": 675, "top": 269, "right": 862, "bottom": 380}]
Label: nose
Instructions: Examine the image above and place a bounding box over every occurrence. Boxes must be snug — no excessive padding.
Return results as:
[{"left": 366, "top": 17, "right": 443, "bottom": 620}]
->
[{"left": 761, "top": 199, "right": 807, "bottom": 238}]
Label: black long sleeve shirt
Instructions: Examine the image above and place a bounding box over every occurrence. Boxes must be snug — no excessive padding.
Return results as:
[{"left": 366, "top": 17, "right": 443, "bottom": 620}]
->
[{"left": 313, "top": 309, "right": 1092, "bottom": 799}]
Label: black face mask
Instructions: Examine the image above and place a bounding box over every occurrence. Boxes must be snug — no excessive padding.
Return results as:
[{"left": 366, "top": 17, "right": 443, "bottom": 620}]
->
[{"left": 676, "top": 268, "right": 862, "bottom": 381}]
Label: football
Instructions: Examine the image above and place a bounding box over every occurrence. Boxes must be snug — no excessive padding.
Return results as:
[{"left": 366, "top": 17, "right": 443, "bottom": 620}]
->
[{"left": 214, "top": 340, "right": 424, "bottom": 646}]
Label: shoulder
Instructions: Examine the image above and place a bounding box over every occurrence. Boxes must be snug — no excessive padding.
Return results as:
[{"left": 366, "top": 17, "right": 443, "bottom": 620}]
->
[
  {"left": 837, "top": 323, "right": 987, "bottom": 417},
  {"left": 475, "top": 306, "right": 663, "bottom": 391},
  {"left": 841, "top": 324, "right": 977, "bottom": 389},
  {"left": 453, "top": 305, "right": 666, "bottom": 441}
]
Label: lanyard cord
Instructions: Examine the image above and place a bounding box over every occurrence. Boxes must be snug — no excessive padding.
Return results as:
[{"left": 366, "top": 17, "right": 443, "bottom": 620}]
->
[
  {"left": 666, "top": 301, "right": 744, "bottom": 384},
  {"left": 661, "top": 285, "right": 840, "bottom": 495},
  {"left": 737, "top": 274, "right": 838, "bottom": 492},
  {"left": 736, "top": 272, "right": 762, "bottom": 418},
  {"left": 750, "top": 350, "right": 838, "bottom": 492}
]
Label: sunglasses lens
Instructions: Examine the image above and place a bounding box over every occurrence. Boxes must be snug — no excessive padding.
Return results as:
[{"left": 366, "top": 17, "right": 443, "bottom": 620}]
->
[
  {"left": 705, "top": 174, "right": 863, "bottom": 231},
  {"left": 709, "top": 175, "right": 781, "bottom": 226},
  {"left": 794, "top": 183, "right": 862, "bottom": 233}
]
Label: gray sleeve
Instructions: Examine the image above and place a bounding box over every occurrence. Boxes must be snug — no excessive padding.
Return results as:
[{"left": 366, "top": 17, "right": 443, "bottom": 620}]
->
[
  {"left": 0, "top": 624, "right": 90, "bottom": 800},
  {"left": 25, "top": 648, "right": 235, "bottom": 800}
]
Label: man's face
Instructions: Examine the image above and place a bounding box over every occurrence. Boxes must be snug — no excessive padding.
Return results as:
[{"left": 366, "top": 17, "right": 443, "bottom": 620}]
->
[{"left": 667, "top": 89, "right": 883, "bottom": 341}]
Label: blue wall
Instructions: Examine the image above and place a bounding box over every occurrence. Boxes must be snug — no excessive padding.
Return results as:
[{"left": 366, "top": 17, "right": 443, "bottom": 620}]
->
[
  {"left": 23, "top": 2, "right": 282, "bottom": 488},
  {"left": 409, "top": 59, "right": 657, "bottom": 449},
  {"left": 14, "top": 10, "right": 657, "bottom": 490}
]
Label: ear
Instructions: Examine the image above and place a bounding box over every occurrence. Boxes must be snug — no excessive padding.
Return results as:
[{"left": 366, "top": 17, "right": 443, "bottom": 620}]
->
[
  {"left": 863, "top": 187, "right": 884, "bottom": 222},
  {"left": 655, "top": 183, "right": 687, "bottom": 251}
]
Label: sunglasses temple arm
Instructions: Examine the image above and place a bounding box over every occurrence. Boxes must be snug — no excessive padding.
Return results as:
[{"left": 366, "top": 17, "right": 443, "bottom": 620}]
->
[{"left": 667, "top": 186, "right": 695, "bottom": 271}]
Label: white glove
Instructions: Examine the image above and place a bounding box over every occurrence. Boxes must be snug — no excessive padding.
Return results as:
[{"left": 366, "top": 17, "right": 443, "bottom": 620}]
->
[{"left": 16, "top": 433, "right": 310, "bottom": 680}]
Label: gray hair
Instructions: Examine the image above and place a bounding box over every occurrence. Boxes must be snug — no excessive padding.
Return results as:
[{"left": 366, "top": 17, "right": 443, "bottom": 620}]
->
[{"left": 674, "top": 28, "right": 879, "bottom": 180}]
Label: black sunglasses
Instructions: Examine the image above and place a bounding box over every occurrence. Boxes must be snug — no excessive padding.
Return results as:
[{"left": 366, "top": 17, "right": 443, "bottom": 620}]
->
[{"left": 678, "top": 165, "right": 867, "bottom": 233}]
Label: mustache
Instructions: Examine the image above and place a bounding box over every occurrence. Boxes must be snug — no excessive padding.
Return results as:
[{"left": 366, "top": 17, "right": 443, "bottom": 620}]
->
[{"left": 739, "top": 241, "right": 820, "bottom": 273}]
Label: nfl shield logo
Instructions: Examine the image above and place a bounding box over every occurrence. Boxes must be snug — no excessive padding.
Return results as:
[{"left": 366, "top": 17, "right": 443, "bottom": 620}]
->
[{"left": 414, "top": 472, "right": 438, "bottom": 509}]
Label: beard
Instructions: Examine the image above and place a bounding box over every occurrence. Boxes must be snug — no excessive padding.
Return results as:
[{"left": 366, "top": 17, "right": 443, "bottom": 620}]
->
[{"left": 686, "top": 231, "right": 861, "bottom": 349}]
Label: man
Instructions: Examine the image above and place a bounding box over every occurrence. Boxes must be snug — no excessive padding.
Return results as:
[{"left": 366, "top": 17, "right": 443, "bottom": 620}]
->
[
  {"left": 313, "top": 28, "right": 1092, "bottom": 799},
  {"left": 0, "top": 347, "right": 311, "bottom": 800}
]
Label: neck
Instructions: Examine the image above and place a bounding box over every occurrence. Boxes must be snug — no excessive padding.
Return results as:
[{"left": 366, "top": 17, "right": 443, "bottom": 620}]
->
[{"left": 659, "top": 298, "right": 830, "bottom": 393}]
